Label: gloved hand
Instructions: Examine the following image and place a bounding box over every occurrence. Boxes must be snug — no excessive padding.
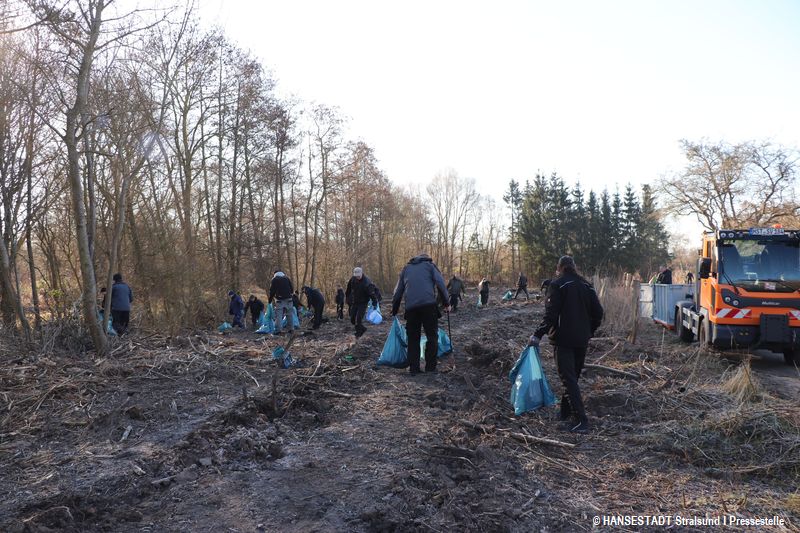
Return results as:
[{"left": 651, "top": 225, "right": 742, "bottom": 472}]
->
[{"left": 528, "top": 335, "right": 541, "bottom": 347}]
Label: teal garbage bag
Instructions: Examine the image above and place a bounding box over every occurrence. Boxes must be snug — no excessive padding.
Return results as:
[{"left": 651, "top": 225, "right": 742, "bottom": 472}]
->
[
  {"left": 256, "top": 322, "right": 274, "bottom": 334},
  {"left": 281, "top": 307, "right": 300, "bottom": 328},
  {"left": 477, "top": 294, "right": 482, "bottom": 308},
  {"left": 420, "top": 328, "right": 453, "bottom": 360},
  {"left": 508, "top": 346, "right": 557, "bottom": 415},
  {"left": 257, "top": 310, "right": 266, "bottom": 326},
  {"left": 502, "top": 290, "right": 513, "bottom": 301},
  {"left": 366, "top": 306, "right": 383, "bottom": 325},
  {"left": 218, "top": 321, "right": 233, "bottom": 333},
  {"left": 377, "top": 317, "right": 409, "bottom": 368},
  {"left": 107, "top": 318, "right": 117, "bottom": 336}
]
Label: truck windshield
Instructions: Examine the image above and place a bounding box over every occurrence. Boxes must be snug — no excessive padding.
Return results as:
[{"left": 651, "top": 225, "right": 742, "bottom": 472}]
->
[{"left": 719, "top": 239, "right": 800, "bottom": 292}]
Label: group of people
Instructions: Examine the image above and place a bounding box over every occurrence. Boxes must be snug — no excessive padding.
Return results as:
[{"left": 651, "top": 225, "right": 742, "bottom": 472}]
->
[{"left": 210, "top": 255, "right": 603, "bottom": 434}]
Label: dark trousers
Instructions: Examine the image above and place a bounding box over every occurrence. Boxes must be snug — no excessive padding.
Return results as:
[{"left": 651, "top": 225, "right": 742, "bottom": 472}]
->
[
  {"left": 514, "top": 286, "right": 529, "bottom": 300},
  {"left": 231, "top": 311, "right": 245, "bottom": 328},
  {"left": 349, "top": 303, "right": 367, "bottom": 336},
  {"left": 449, "top": 294, "right": 460, "bottom": 312},
  {"left": 554, "top": 346, "right": 587, "bottom": 421},
  {"left": 336, "top": 302, "right": 344, "bottom": 319},
  {"left": 480, "top": 292, "right": 488, "bottom": 305},
  {"left": 406, "top": 304, "right": 439, "bottom": 372},
  {"left": 312, "top": 303, "right": 324, "bottom": 329},
  {"left": 111, "top": 310, "right": 130, "bottom": 335},
  {"left": 250, "top": 314, "right": 260, "bottom": 329}
]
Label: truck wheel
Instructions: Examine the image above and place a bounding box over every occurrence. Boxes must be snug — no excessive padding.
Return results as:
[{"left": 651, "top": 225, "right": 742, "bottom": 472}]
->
[
  {"left": 698, "top": 319, "right": 710, "bottom": 349},
  {"left": 675, "top": 309, "right": 693, "bottom": 342},
  {"left": 784, "top": 350, "right": 797, "bottom": 366}
]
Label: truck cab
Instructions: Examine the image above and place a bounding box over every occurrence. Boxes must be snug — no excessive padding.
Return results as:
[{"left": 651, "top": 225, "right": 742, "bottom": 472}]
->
[{"left": 674, "top": 227, "right": 800, "bottom": 365}]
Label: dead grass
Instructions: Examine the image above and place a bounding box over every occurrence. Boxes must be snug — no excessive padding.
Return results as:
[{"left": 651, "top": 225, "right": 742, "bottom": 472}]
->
[{"left": 721, "top": 358, "right": 762, "bottom": 404}]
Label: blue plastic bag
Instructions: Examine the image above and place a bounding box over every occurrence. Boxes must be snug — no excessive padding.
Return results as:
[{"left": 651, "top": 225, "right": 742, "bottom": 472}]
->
[
  {"left": 366, "top": 307, "right": 383, "bottom": 325},
  {"left": 420, "top": 328, "right": 453, "bottom": 360},
  {"left": 477, "top": 294, "right": 482, "bottom": 308},
  {"left": 218, "top": 321, "right": 233, "bottom": 333},
  {"left": 502, "top": 290, "right": 513, "bottom": 301},
  {"left": 281, "top": 307, "right": 300, "bottom": 329},
  {"left": 508, "top": 346, "right": 557, "bottom": 415},
  {"left": 256, "top": 322, "right": 274, "bottom": 334},
  {"left": 377, "top": 317, "right": 409, "bottom": 368}
]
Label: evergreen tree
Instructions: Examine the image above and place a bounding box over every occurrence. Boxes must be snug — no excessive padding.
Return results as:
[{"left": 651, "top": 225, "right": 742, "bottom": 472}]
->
[{"left": 503, "top": 179, "right": 523, "bottom": 273}]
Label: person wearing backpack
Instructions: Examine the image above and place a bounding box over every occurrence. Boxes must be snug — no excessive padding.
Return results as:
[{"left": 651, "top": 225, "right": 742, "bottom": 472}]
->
[
  {"left": 530, "top": 256, "right": 603, "bottom": 433},
  {"left": 391, "top": 254, "right": 450, "bottom": 375}
]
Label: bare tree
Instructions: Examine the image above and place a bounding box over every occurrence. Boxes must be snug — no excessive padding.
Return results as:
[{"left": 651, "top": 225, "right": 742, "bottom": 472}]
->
[{"left": 660, "top": 139, "right": 798, "bottom": 230}]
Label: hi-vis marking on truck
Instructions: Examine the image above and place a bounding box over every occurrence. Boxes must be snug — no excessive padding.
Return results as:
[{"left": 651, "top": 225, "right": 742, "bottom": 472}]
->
[
  {"left": 715, "top": 308, "right": 751, "bottom": 319},
  {"left": 790, "top": 310, "right": 800, "bottom": 321}
]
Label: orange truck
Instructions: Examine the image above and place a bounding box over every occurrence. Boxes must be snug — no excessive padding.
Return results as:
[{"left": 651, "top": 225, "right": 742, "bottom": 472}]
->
[{"left": 673, "top": 226, "right": 799, "bottom": 365}]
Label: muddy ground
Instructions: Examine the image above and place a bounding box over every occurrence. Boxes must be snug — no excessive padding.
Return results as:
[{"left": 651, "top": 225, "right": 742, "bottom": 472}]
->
[{"left": 1, "top": 289, "right": 799, "bottom": 532}]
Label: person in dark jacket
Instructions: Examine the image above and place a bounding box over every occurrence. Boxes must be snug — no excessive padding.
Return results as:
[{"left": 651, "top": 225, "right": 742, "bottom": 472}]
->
[
  {"left": 391, "top": 254, "right": 450, "bottom": 374},
  {"left": 244, "top": 295, "right": 265, "bottom": 329},
  {"left": 228, "top": 290, "right": 245, "bottom": 328},
  {"left": 530, "top": 256, "right": 603, "bottom": 433},
  {"left": 346, "top": 267, "right": 377, "bottom": 338},
  {"left": 446, "top": 275, "right": 465, "bottom": 312},
  {"left": 514, "top": 272, "right": 529, "bottom": 300},
  {"left": 685, "top": 272, "right": 694, "bottom": 284},
  {"left": 656, "top": 265, "right": 673, "bottom": 284},
  {"left": 335, "top": 285, "right": 345, "bottom": 319},
  {"left": 269, "top": 270, "right": 295, "bottom": 334},
  {"left": 302, "top": 286, "right": 326, "bottom": 329},
  {"left": 110, "top": 273, "right": 133, "bottom": 335},
  {"left": 478, "top": 278, "right": 490, "bottom": 306}
]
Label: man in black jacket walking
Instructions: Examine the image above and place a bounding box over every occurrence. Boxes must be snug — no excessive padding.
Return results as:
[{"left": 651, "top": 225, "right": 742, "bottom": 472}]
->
[
  {"left": 446, "top": 275, "right": 465, "bottom": 312},
  {"left": 346, "top": 267, "right": 377, "bottom": 337},
  {"left": 514, "top": 272, "right": 529, "bottom": 300},
  {"left": 392, "top": 254, "right": 450, "bottom": 374},
  {"left": 531, "top": 256, "right": 603, "bottom": 433}
]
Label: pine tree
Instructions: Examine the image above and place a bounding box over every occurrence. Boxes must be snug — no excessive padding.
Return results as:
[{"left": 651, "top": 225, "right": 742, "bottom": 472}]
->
[{"left": 503, "top": 179, "right": 523, "bottom": 274}]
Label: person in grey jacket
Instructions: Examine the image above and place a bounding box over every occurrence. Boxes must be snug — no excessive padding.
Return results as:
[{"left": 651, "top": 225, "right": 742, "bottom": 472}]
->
[
  {"left": 110, "top": 273, "right": 133, "bottom": 335},
  {"left": 391, "top": 254, "right": 450, "bottom": 374}
]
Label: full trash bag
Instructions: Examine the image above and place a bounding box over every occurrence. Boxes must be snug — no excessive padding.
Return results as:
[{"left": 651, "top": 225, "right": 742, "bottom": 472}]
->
[
  {"left": 377, "top": 317, "right": 409, "bottom": 368},
  {"left": 508, "top": 346, "right": 556, "bottom": 415},
  {"left": 366, "top": 306, "right": 383, "bottom": 325},
  {"left": 420, "top": 328, "right": 453, "bottom": 360},
  {"left": 477, "top": 294, "right": 482, "bottom": 308},
  {"left": 261, "top": 303, "right": 274, "bottom": 326},
  {"left": 502, "top": 290, "right": 513, "bottom": 301},
  {"left": 218, "top": 321, "right": 233, "bottom": 333},
  {"left": 281, "top": 307, "right": 300, "bottom": 329},
  {"left": 256, "top": 321, "right": 274, "bottom": 334}
]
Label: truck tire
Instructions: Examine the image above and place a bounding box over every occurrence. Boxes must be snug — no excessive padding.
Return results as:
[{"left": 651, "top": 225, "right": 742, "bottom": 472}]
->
[
  {"left": 784, "top": 350, "right": 797, "bottom": 366},
  {"left": 675, "top": 309, "right": 693, "bottom": 342},
  {"left": 698, "top": 319, "right": 710, "bottom": 350}
]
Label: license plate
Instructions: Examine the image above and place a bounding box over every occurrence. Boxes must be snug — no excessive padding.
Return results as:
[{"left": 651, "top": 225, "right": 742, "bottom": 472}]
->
[{"left": 749, "top": 227, "right": 785, "bottom": 236}]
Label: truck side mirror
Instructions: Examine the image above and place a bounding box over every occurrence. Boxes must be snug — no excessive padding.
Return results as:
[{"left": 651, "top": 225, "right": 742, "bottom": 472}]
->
[{"left": 698, "top": 258, "right": 712, "bottom": 279}]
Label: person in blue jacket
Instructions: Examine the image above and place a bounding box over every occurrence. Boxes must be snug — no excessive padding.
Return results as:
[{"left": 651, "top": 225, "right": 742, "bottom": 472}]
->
[
  {"left": 228, "top": 290, "right": 245, "bottom": 328},
  {"left": 110, "top": 273, "right": 133, "bottom": 335},
  {"left": 391, "top": 254, "right": 450, "bottom": 375}
]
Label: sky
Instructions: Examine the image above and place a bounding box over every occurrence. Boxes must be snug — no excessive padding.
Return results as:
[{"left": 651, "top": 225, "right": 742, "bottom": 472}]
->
[{"left": 196, "top": 0, "right": 800, "bottom": 239}]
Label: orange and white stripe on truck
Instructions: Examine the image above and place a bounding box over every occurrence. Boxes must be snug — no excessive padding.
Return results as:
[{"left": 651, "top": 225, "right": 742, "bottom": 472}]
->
[{"left": 715, "top": 308, "right": 751, "bottom": 319}]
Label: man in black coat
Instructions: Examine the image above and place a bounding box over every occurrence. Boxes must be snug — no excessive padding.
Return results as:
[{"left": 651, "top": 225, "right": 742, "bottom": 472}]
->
[
  {"left": 514, "top": 272, "right": 529, "bottom": 300},
  {"left": 345, "top": 267, "right": 377, "bottom": 338},
  {"left": 111, "top": 273, "right": 133, "bottom": 335},
  {"left": 269, "top": 270, "right": 295, "bottom": 334},
  {"left": 446, "top": 275, "right": 465, "bottom": 312},
  {"left": 244, "top": 295, "right": 265, "bottom": 329},
  {"left": 531, "top": 256, "right": 604, "bottom": 433},
  {"left": 335, "top": 284, "right": 345, "bottom": 319},
  {"left": 656, "top": 265, "right": 673, "bottom": 284},
  {"left": 302, "top": 286, "right": 326, "bottom": 329}
]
